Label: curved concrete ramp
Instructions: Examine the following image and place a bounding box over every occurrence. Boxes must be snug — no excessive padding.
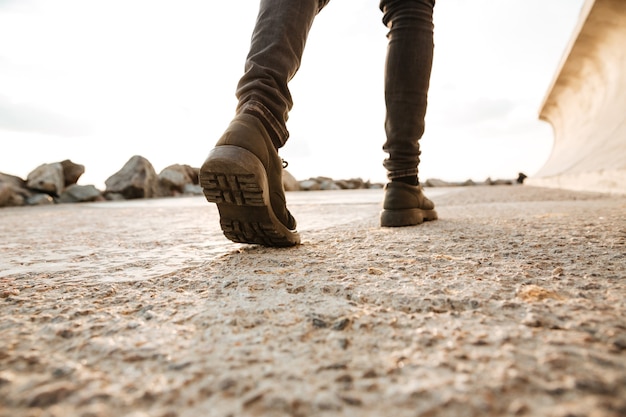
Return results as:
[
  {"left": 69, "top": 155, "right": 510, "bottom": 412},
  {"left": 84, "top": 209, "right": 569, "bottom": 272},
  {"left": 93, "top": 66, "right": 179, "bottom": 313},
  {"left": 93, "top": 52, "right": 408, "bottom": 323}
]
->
[{"left": 529, "top": 0, "right": 626, "bottom": 194}]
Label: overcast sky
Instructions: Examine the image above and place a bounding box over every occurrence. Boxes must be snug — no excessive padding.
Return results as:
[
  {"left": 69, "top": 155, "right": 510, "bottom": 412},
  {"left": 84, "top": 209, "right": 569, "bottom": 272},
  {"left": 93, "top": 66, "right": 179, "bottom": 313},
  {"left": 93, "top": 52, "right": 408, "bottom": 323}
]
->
[{"left": 0, "top": 0, "right": 584, "bottom": 188}]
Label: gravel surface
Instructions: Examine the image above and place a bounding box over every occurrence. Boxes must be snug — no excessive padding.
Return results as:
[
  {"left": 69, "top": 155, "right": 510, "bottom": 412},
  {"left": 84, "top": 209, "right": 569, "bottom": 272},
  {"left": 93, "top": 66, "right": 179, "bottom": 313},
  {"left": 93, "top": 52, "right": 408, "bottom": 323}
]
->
[{"left": 1, "top": 185, "right": 625, "bottom": 417}]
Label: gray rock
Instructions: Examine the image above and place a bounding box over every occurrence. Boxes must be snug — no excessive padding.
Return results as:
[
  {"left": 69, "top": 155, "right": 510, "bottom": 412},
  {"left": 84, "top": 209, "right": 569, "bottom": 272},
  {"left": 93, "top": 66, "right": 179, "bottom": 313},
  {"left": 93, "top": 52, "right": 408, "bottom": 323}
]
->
[
  {"left": 335, "top": 178, "right": 366, "bottom": 190},
  {"left": 297, "top": 176, "right": 381, "bottom": 191},
  {"left": 299, "top": 180, "right": 321, "bottom": 191},
  {"left": 183, "top": 183, "right": 203, "bottom": 195},
  {"left": 26, "top": 193, "right": 55, "bottom": 206},
  {"left": 58, "top": 184, "right": 103, "bottom": 203},
  {"left": 104, "top": 155, "right": 159, "bottom": 199},
  {"left": 320, "top": 180, "right": 341, "bottom": 191},
  {"left": 104, "top": 193, "right": 126, "bottom": 201},
  {"left": 484, "top": 177, "right": 513, "bottom": 186},
  {"left": 27, "top": 162, "right": 64, "bottom": 195}
]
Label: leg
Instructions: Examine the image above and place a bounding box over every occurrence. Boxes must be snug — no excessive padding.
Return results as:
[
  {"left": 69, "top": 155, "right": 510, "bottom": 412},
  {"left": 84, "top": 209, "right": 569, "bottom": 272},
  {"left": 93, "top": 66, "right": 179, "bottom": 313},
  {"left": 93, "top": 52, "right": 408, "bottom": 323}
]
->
[
  {"left": 199, "top": 0, "right": 328, "bottom": 246},
  {"left": 237, "top": 0, "right": 330, "bottom": 148},
  {"left": 379, "top": 0, "right": 438, "bottom": 227}
]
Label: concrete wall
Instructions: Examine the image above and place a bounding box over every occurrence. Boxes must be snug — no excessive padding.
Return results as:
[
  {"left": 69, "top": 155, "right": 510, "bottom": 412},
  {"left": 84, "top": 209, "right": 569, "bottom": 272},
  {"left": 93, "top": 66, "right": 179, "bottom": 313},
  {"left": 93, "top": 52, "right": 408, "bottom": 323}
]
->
[{"left": 528, "top": 0, "right": 626, "bottom": 194}]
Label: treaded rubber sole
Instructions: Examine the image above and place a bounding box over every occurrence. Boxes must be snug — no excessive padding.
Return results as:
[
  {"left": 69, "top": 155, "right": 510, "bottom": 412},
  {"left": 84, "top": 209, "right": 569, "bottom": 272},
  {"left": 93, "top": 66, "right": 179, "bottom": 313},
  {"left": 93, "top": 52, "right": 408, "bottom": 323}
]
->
[
  {"left": 380, "top": 208, "right": 438, "bottom": 227},
  {"left": 200, "top": 145, "right": 300, "bottom": 247}
]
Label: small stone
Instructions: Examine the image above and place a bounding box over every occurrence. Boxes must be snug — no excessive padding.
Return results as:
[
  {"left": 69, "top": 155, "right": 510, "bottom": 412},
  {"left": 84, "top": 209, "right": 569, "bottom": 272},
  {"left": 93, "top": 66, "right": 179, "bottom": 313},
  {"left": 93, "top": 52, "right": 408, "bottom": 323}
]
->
[
  {"left": 242, "top": 390, "right": 265, "bottom": 408},
  {"left": 52, "top": 365, "right": 75, "bottom": 378},
  {"left": 168, "top": 361, "right": 192, "bottom": 371},
  {"left": 219, "top": 377, "right": 237, "bottom": 391},
  {"left": 312, "top": 318, "right": 328, "bottom": 329},
  {"left": 338, "top": 338, "right": 350, "bottom": 350},
  {"left": 332, "top": 318, "right": 351, "bottom": 331},
  {"left": 56, "top": 329, "right": 74, "bottom": 339},
  {"left": 1, "top": 289, "right": 19, "bottom": 298},
  {"left": 521, "top": 313, "right": 542, "bottom": 328},
  {"left": 363, "top": 369, "right": 378, "bottom": 378},
  {"left": 339, "top": 395, "right": 362, "bottom": 406}
]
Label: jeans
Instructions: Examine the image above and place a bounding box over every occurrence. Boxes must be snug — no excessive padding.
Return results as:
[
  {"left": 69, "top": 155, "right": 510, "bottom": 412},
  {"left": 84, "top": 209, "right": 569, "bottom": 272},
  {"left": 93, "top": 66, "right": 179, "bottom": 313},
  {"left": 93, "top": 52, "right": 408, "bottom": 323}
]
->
[{"left": 235, "top": 0, "right": 435, "bottom": 180}]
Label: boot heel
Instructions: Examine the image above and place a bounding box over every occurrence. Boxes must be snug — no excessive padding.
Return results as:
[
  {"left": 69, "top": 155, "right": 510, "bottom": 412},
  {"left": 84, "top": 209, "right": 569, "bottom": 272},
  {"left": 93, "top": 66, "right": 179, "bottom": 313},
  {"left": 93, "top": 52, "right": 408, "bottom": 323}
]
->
[
  {"left": 380, "top": 209, "right": 425, "bottom": 227},
  {"left": 199, "top": 145, "right": 268, "bottom": 207}
]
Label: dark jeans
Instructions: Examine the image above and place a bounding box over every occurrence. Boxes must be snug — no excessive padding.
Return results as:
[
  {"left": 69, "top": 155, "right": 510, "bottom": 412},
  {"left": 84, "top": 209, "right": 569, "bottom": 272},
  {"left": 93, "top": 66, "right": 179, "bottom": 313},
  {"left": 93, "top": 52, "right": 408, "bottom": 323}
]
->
[{"left": 236, "top": 0, "right": 435, "bottom": 180}]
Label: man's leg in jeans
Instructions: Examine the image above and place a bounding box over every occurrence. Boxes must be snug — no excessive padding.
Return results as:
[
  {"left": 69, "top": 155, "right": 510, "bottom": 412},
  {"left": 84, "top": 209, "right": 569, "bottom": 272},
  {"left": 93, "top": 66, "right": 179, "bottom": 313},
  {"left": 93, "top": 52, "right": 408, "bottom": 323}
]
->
[
  {"left": 379, "top": 0, "right": 438, "bottom": 227},
  {"left": 199, "top": 0, "right": 329, "bottom": 247}
]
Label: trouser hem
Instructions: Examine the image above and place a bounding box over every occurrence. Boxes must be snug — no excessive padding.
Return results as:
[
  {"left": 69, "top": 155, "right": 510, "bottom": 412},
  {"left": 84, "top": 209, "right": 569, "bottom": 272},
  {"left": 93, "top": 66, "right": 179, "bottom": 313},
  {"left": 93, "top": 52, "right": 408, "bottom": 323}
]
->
[{"left": 238, "top": 99, "right": 289, "bottom": 149}]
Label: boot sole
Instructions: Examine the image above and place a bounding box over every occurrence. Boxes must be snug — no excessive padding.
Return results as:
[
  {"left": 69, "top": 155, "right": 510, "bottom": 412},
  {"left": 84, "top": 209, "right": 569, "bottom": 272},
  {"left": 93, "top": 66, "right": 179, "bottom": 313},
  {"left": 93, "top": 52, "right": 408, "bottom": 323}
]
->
[
  {"left": 199, "top": 145, "right": 300, "bottom": 247},
  {"left": 380, "top": 208, "right": 438, "bottom": 227}
]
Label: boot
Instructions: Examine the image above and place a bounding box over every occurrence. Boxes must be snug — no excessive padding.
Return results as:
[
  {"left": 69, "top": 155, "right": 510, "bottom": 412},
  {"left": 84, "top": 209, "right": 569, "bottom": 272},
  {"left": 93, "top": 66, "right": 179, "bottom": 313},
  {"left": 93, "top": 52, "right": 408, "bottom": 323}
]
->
[
  {"left": 200, "top": 0, "right": 325, "bottom": 246},
  {"left": 381, "top": 182, "right": 437, "bottom": 227},
  {"left": 379, "top": 0, "right": 438, "bottom": 227},
  {"left": 200, "top": 114, "right": 299, "bottom": 246}
]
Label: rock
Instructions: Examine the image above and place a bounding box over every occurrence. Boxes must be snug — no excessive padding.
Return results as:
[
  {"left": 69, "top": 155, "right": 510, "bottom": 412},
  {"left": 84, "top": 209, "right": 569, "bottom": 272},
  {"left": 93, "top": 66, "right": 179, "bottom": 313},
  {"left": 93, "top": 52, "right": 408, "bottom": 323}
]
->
[
  {"left": 299, "top": 179, "right": 321, "bottom": 191},
  {"left": 60, "top": 159, "right": 85, "bottom": 186},
  {"left": 183, "top": 183, "right": 203, "bottom": 195},
  {"left": 26, "top": 193, "right": 55, "bottom": 205},
  {"left": 104, "top": 193, "right": 126, "bottom": 201},
  {"left": 104, "top": 155, "right": 159, "bottom": 199},
  {"left": 484, "top": 177, "right": 514, "bottom": 186},
  {"left": 334, "top": 180, "right": 353, "bottom": 190},
  {"left": 282, "top": 170, "right": 300, "bottom": 191},
  {"left": 0, "top": 182, "right": 25, "bottom": 207},
  {"left": 58, "top": 184, "right": 103, "bottom": 203},
  {"left": 0, "top": 173, "right": 31, "bottom": 207},
  {"left": 424, "top": 178, "right": 453, "bottom": 187},
  {"left": 26, "top": 162, "right": 64, "bottom": 195},
  {"left": 0, "top": 172, "right": 26, "bottom": 190},
  {"left": 158, "top": 164, "right": 198, "bottom": 196},
  {"left": 335, "top": 178, "right": 366, "bottom": 189},
  {"left": 320, "top": 180, "right": 341, "bottom": 190},
  {"left": 298, "top": 176, "right": 381, "bottom": 191}
]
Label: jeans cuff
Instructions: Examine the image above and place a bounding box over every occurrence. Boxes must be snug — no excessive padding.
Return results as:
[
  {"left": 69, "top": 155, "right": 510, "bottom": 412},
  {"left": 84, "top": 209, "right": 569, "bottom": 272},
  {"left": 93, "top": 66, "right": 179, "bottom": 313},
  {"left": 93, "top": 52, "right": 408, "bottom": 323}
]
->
[
  {"left": 238, "top": 100, "right": 289, "bottom": 149},
  {"left": 387, "top": 168, "right": 420, "bottom": 181}
]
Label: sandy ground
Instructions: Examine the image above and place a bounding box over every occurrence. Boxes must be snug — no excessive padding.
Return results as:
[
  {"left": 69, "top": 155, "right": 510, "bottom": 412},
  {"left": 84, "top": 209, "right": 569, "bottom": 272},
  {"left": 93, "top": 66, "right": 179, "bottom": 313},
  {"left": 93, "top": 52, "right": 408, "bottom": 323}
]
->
[{"left": 1, "top": 185, "right": 625, "bottom": 417}]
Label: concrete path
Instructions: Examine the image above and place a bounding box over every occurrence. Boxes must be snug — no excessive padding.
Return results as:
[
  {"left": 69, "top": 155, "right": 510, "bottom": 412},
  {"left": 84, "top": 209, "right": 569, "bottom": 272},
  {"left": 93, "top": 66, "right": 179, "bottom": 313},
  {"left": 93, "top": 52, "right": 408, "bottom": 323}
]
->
[{"left": 1, "top": 186, "right": 625, "bottom": 417}]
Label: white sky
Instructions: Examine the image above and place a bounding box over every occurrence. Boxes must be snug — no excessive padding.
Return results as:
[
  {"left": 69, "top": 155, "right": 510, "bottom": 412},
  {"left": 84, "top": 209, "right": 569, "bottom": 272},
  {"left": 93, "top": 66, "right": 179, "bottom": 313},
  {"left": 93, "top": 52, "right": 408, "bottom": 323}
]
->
[{"left": 0, "top": 0, "right": 584, "bottom": 188}]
